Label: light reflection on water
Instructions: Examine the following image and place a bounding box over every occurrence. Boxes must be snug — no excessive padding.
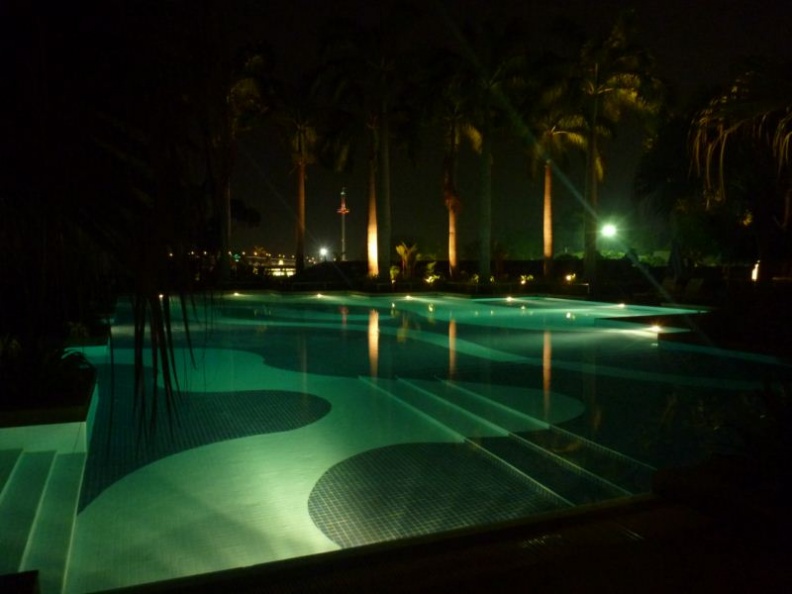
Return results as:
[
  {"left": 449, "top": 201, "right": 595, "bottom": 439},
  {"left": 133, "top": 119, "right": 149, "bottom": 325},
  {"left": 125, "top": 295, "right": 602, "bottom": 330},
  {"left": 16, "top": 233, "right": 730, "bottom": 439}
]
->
[
  {"left": 368, "top": 309, "right": 378, "bottom": 378},
  {"left": 68, "top": 293, "right": 792, "bottom": 592},
  {"left": 203, "top": 293, "right": 792, "bottom": 468}
]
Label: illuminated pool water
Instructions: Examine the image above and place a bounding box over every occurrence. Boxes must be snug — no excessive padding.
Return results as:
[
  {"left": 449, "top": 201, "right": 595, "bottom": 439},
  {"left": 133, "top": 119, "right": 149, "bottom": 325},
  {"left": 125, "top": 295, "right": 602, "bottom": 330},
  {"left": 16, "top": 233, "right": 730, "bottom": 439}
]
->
[{"left": 66, "top": 293, "right": 792, "bottom": 591}]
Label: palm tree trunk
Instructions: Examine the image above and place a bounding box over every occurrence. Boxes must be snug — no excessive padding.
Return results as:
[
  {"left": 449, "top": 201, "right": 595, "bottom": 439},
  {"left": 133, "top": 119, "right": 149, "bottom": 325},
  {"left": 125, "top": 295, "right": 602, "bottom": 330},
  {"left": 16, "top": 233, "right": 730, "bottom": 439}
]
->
[
  {"left": 376, "top": 102, "right": 392, "bottom": 279},
  {"left": 543, "top": 159, "right": 553, "bottom": 278},
  {"left": 367, "top": 152, "right": 379, "bottom": 277},
  {"left": 478, "top": 115, "right": 493, "bottom": 280},
  {"left": 295, "top": 159, "right": 306, "bottom": 275},
  {"left": 443, "top": 141, "right": 460, "bottom": 279},
  {"left": 448, "top": 207, "right": 458, "bottom": 279}
]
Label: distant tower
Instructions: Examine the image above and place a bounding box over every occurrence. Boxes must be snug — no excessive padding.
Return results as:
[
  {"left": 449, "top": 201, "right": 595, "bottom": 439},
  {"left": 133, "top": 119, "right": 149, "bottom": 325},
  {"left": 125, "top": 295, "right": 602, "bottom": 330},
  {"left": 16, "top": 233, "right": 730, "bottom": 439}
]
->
[{"left": 337, "top": 187, "right": 350, "bottom": 261}]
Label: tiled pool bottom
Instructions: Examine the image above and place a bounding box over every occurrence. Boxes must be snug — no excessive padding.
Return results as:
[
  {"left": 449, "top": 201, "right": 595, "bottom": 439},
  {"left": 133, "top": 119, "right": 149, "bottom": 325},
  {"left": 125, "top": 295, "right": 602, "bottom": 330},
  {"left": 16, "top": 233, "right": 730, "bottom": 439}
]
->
[{"left": 65, "top": 294, "right": 791, "bottom": 592}]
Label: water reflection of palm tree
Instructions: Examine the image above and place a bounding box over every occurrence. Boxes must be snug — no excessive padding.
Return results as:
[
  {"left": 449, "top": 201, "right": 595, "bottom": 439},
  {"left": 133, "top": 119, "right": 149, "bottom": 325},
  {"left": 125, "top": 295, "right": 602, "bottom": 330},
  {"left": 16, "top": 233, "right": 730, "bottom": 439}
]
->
[
  {"left": 448, "top": 318, "right": 457, "bottom": 379},
  {"left": 368, "top": 309, "right": 379, "bottom": 377},
  {"left": 542, "top": 330, "right": 552, "bottom": 419}
]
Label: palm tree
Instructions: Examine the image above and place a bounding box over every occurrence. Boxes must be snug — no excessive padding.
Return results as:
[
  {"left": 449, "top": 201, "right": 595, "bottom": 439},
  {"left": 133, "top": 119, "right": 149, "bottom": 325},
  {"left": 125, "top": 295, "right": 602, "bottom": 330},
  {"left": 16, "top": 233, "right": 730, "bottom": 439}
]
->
[
  {"left": 572, "top": 12, "right": 663, "bottom": 284},
  {"left": 316, "top": 7, "right": 421, "bottom": 278},
  {"left": 690, "top": 58, "right": 792, "bottom": 281},
  {"left": 395, "top": 242, "right": 419, "bottom": 279},
  {"left": 270, "top": 77, "right": 324, "bottom": 276},
  {"left": 444, "top": 18, "right": 528, "bottom": 280},
  {"left": 441, "top": 101, "right": 481, "bottom": 280},
  {"left": 526, "top": 97, "right": 588, "bottom": 277},
  {"left": 420, "top": 48, "right": 482, "bottom": 279}
]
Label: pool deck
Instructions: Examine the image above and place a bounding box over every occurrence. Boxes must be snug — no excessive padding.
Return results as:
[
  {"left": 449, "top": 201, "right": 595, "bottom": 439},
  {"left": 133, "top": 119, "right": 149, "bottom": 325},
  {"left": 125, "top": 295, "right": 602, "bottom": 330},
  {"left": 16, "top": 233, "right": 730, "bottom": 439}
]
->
[{"left": 96, "top": 493, "right": 791, "bottom": 593}]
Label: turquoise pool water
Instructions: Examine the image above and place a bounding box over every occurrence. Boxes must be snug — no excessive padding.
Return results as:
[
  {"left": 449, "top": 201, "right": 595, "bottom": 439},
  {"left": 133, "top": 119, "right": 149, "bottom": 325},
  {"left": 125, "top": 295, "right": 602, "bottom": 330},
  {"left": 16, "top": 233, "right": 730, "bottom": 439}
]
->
[{"left": 66, "top": 293, "right": 792, "bottom": 591}]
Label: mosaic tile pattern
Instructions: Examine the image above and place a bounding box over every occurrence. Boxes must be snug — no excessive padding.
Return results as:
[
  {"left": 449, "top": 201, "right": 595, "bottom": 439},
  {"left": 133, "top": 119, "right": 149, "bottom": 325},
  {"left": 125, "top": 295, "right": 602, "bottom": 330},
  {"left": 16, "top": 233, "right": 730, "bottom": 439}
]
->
[
  {"left": 79, "top": 364, "right": 331, "bottom": 511},
  {"left": 308, "top": 442, "right": 567, "bottom": 548}
]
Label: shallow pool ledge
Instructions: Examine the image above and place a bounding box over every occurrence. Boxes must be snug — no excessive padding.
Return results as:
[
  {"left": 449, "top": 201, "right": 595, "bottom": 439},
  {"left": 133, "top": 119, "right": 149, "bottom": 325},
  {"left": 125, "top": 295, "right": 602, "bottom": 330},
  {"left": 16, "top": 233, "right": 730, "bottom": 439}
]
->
[{"left": 0, "top": 381, "right": 99, "bottom": 455}]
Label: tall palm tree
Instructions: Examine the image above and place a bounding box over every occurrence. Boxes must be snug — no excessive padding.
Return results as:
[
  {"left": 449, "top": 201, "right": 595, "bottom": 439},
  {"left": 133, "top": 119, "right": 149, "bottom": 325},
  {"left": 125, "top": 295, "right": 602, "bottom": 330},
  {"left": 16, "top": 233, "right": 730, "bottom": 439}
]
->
[
  {"left": 572, "top": 12, "right": 663, "bottom": 284},
  {"left": 690, "top": 58, "right": 792, "bottom": 281},
  {"left": 316, "top": 7, "right": 421, "bottom": 278},
  {"left": 270, "top": 77, "right": 323, "bottom": 276},
  {"left": 526, "top": 101, "right": 588, "bottom": 277},
  {"left": 420, "top": 47, "right": 482, "bottom": 279},
  {"left": 441, "top": 99, "right": 481, "bottom": 279},
  {"left": 444, "top": 18, "right": 528, "bottom": 280}
]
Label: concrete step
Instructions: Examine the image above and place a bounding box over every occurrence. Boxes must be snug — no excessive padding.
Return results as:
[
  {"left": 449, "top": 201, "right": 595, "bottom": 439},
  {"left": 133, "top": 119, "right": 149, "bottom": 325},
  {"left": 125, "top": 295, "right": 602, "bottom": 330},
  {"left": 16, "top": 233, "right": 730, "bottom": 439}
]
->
[
  {"left": 408, "top": 378, "right": 655, "bottom": 494},
  {"left": 364, "top": 377, "right": 654, "bottom": 508},
  {"left": 0, "top": 448, "right": 23, "bottom": 498},
  {"left": 22, "top": 452, "right": 86, "bottom": 594},
  {"left": 479, "top": 435, "right": 629, "bottom": 505},
  {"left": 362, "top": 377, "right": 571, "bottom": 507},
  {"left": 0, "top": 450, "right": 56, "bottom": 575}
]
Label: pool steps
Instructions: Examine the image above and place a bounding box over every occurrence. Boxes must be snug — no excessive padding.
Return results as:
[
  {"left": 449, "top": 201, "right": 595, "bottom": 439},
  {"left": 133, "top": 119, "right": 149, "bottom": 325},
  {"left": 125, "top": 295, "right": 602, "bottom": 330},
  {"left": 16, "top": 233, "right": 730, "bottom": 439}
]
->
[
  {"left": 361, "top": 377, "right": 654, "bottom": 508},
  {"left": 361, "top": 377, "right": 572, "bottom": 508},
  {"left": 0, "top": 448, "right": 84, "bottom": 594},
  {"left": 436, "top": 379, "right": 656, "bottom": 495}
]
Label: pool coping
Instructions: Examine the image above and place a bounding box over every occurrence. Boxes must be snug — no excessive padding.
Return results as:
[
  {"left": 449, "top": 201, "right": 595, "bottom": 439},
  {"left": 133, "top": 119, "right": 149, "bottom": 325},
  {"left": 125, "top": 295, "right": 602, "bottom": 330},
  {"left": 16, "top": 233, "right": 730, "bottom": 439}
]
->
[{"left": 94, "top": 491, "right": 789, "bottom": 593}]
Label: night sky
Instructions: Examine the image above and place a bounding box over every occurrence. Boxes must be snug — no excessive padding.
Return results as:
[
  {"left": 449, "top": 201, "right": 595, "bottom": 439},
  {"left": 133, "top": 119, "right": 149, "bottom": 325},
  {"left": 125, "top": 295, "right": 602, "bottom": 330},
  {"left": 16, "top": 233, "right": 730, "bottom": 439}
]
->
[
  {"left": 229, "top": 0, "right": 790, "bottom": 261},
  {"left": 10, "top": 1, "right": 786, "bottom": 261}
]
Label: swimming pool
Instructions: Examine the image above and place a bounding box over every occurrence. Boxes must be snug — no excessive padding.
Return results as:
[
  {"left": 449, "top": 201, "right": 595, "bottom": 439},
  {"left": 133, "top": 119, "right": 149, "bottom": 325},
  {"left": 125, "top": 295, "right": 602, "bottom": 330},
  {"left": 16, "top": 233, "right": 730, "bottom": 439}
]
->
[{"left": 66, "top": 293, "right": 792, "bottom": 591}]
